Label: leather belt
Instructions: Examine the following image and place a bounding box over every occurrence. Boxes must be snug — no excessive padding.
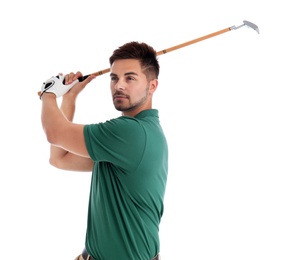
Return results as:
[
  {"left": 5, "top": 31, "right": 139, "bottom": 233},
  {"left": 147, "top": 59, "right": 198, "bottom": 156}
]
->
[
  {"left": 82, "top": 248, "right": 160, "bottom": 260},
  {"left": 81, "top": 248, "right": 93, "bottom": 260},
  {"left": 152, "top": 254, "right": 160, "bottom": 260}
]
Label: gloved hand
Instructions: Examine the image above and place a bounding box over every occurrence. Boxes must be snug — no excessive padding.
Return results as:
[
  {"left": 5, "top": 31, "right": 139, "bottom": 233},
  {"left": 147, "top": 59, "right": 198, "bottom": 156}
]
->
[{"left": 39, "top": 74, "right": 79, "bottom": 99}]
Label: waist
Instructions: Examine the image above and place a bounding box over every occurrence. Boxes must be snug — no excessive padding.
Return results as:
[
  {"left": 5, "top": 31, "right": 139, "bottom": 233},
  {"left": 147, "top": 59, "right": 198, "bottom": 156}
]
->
[{"left": 82, "top": 248, "right": 160, "bottom": 260}]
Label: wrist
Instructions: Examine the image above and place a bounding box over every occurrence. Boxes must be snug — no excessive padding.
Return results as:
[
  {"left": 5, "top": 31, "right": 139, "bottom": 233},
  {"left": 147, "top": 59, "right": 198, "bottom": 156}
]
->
[
  {"left": 62, "top": 93, "right": 77, "bottom": 104},
  {"left": 41, "top": 92, "right": 56, "bottom": 100}
]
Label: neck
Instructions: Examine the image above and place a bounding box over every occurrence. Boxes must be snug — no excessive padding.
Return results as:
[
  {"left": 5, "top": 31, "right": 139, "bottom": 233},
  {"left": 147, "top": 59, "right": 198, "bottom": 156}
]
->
[{"left": 122, "top": 102, "right": 152, "bottom": 117}]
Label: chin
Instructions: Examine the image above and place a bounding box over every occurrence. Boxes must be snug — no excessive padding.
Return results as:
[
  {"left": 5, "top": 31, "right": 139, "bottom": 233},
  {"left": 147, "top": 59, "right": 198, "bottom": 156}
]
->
[{"left": 114, "top": 105, "right": 125, "bottom": 111}]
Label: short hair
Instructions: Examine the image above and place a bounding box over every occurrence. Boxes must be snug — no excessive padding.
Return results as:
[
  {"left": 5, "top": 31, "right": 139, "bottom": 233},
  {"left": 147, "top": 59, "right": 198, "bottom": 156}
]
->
[{"left": 109, "top": 41, "right": 160, "bottom": 80}]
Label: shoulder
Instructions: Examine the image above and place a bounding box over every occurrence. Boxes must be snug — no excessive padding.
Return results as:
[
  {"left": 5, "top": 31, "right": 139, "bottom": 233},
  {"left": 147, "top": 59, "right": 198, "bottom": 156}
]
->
[{"left": 84, "top": 116, "right": 145, "bottom": 140}]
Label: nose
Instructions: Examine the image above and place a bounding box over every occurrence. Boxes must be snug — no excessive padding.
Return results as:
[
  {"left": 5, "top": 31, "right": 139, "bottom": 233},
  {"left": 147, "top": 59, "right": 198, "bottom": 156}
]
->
[{"left": 114, "top": 78, "right": 125, "bottom": 91}]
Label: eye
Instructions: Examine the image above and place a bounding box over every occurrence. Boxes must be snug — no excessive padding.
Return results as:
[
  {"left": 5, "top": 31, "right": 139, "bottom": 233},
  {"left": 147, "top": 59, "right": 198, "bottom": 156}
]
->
[
  {"left": 126, "top": 76, "right": 135, "bottom": 81},
  {"left": 111, "top": 76, "right": 118, "bottom": 81}
]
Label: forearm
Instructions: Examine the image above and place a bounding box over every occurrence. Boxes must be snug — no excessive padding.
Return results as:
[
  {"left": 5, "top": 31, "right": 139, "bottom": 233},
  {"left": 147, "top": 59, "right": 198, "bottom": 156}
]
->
[
  {"left": 49, "top": 94, "right": 77, "bottom": 164},
  {"left": 41, "top": 93, "right": 69, "bottom": 144},
  {"left": 60, "top": 93, "right": 77, "bottom": 121},
  {"left": 40, "top": 72, "right": 94, "bottom": 171},
  {"left": 43, "top": 93, "right": 93, "bottom": 171}
]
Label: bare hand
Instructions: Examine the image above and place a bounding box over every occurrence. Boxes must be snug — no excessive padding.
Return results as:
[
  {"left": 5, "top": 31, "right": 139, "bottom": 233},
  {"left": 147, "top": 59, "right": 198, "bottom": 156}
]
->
[{"left": 63, "top": 71, "right": 96, "bottom": 98}]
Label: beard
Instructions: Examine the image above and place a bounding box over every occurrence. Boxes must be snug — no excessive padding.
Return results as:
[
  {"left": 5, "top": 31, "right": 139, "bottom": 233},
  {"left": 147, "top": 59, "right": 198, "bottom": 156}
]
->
[{"left": 113, "top": 86, "right": 149, "bottom": 112}]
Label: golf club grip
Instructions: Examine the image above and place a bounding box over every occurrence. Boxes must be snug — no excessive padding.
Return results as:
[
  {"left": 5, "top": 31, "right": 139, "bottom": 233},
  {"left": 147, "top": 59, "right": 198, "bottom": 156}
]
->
[
  {"left": 61, "top": 74, "right": 90, "bottom": 84},
  {"left": 78, "top": 74, "right": 90, "bottom": 82}
]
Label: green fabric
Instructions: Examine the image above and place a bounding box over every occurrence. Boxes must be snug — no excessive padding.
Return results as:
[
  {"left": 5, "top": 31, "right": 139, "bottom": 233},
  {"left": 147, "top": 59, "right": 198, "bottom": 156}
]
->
[{"left": 83, "top": 109, "right": 168, "bottom": 260}]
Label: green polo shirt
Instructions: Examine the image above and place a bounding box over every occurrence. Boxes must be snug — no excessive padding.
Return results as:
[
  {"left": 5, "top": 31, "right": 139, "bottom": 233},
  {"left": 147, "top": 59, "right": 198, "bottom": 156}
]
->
[{"left": 83, "top": 109, "right": 168, "bottom": 260}]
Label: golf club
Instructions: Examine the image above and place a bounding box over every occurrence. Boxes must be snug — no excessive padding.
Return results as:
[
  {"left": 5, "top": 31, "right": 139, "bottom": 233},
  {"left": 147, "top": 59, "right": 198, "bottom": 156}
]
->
[
  {"left": 38, "top": 20, "right": 259, "bottom": 96},
  {"left": 87, "top": 20, "right": 259, "bottom": 78}
]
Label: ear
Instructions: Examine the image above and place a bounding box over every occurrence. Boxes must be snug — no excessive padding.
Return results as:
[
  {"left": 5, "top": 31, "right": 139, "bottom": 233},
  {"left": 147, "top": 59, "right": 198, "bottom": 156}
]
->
[{"left": 149, "top": 79, "right": 158, "bottom": 94}]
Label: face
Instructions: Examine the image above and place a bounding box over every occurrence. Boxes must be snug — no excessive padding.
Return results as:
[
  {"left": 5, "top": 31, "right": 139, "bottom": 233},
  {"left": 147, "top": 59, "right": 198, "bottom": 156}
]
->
[{"left": 110, "top": 59, "right": 157, "bottom": 116}]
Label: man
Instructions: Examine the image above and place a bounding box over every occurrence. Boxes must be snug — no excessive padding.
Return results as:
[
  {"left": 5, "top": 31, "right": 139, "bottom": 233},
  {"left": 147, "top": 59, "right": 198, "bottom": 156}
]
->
[{"left": 40, "top": 41, "right": 168, "bottom": 260}]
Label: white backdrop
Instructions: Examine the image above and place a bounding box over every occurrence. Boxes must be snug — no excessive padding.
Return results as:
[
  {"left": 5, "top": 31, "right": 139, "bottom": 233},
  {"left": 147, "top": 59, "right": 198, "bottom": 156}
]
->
[{"left": 1, "top": 0, "right": 289, "bottom": 259}]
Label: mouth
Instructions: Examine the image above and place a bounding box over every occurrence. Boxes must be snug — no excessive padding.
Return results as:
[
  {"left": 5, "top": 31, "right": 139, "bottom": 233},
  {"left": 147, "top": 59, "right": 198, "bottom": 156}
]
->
[
  {"left": 113, "top": 93, "right": 129, "bottom": 100},
  {"left": 114, "top": 96, "right": 127, "bottom": 101}
]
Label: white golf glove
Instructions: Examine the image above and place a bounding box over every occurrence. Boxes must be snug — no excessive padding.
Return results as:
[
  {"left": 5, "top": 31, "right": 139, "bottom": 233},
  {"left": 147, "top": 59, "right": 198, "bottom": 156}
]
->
[{"left": 39, "top": 74, "right": 79, "bottom": 99}]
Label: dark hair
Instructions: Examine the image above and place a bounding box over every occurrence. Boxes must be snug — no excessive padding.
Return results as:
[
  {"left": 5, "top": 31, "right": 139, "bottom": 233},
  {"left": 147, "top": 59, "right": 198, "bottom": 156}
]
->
[{"left": 109, "top": 41, "right": 160, "bottom": 80}]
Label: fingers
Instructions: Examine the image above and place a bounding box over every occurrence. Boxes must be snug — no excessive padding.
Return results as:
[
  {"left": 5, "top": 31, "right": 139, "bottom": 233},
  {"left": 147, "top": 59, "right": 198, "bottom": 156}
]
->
[
  {"left": 84, "top": 74, "right": 97, "bottom": 84},
  {"left": 60, "top": 72, "right": 96, "bottom": 87},
  {"left": 64, "top": 71, "right": 83, "bottom": 85}
]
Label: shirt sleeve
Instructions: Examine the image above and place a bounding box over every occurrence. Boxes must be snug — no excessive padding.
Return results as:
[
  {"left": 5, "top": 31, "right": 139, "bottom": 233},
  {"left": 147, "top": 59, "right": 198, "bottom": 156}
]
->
[{"left": 84, "top": 117, "right": 146, "bottom": 171}]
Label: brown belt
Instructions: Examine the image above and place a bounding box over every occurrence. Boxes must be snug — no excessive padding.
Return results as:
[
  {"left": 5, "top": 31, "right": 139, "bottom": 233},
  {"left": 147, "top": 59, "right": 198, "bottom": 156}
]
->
[
  {"left": 152, "top": 254, "right": 160, "bottom": 260},
  {"left": 82, "top": 248, "right": 160, "bottom": 260},
  {"left": 81, "top": 248, "right": 93, "bottom": 260}
]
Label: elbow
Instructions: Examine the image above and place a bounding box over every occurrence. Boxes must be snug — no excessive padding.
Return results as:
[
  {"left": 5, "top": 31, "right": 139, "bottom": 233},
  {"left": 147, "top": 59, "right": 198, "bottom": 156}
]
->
[
  {"left": 44, "top": 127, "right": 59, "bottom": 145},
  {"left": 46, "top": 134, "right": 56, "bottom": 145},
  {"left": 49, "top": 155, "right": 63, "bottom": 169},
  {"left": 49, "top": 156, "right": 58, "bottom": 168}
]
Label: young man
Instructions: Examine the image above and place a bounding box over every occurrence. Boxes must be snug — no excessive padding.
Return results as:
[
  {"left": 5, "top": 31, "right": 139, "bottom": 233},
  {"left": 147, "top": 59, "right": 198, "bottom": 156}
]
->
[{"left": 40, "top": 42, "right": 168, "bottom": 260}]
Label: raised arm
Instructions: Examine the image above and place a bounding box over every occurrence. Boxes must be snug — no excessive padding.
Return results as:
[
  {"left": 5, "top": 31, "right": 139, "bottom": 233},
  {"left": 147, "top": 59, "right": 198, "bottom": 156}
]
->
[{"left": 41, "top": 72, "right": 96, "bottom": 172}]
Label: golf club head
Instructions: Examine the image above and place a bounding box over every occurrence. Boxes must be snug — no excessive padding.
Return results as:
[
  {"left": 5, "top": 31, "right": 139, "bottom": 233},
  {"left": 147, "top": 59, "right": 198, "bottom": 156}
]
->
[{"left": 243, "top": 20, "right": 259, "bottom": 34}]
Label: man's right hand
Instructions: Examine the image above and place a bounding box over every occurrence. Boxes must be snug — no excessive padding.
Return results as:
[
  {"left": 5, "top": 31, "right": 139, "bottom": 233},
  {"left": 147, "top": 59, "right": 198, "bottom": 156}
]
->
[{"left": 63, "top": 71, "right": 96, "bottom": 99}]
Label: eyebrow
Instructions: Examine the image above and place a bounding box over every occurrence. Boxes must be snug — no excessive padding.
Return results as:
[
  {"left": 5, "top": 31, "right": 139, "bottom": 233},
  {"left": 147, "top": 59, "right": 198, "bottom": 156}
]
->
[{"left": 110, "top": 72, "right": 139, "bottom": 77}]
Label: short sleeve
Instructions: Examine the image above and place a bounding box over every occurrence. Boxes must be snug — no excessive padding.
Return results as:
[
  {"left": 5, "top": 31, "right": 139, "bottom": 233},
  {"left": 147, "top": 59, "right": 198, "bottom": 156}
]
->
[{"left": 84, "top": 117, "right": 146, "bottom": 171}]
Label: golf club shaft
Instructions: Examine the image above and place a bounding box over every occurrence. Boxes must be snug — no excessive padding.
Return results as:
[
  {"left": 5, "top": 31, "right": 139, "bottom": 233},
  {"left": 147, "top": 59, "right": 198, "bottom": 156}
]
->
[
  {"left": 38, "top": 25, "right": 234, "bottom": 96},
  {"left": 88, "top": 27, "right": 231, "bottom": 79}
]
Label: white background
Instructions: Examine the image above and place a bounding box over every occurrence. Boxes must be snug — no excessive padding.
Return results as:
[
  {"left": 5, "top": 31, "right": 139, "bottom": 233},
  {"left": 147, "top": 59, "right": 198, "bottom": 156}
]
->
[{"left": 1, "top": 0, "right": 289, "bottom": 259}]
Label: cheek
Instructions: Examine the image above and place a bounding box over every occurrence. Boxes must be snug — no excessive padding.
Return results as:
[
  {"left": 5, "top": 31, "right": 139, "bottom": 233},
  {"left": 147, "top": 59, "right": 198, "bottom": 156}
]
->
[{"left": 110, "top": 83, "right": 115, "bottom": 93}]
